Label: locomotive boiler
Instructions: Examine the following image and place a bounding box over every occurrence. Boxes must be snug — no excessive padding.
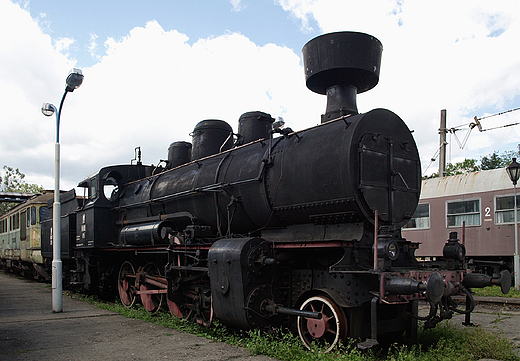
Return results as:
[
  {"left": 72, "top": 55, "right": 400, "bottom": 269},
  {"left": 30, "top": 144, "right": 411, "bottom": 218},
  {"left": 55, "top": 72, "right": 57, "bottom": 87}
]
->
[{"left": 47, "top": 31, "right": 510, "bottom": 352}]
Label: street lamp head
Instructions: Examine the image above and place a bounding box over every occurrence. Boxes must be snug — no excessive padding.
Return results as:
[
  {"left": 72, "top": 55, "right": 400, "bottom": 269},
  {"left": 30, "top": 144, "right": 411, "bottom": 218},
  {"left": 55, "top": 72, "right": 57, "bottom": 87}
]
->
[
  {"left": 65, "top": 68, "right": 84, "bottom": 92},
  {"left": 41, "top": 102, "right": 57, "bottom": 117},
  {"left": 506, "top": 157, "right": 520, "bottom": 185}
]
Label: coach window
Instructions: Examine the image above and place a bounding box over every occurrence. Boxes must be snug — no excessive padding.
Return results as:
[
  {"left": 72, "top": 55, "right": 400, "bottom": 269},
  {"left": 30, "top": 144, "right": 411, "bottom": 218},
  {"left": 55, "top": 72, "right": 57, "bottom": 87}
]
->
[
  {"left": 40, "top": 207, "right": 51, "bottom": 223},
  {"left": 11, "top": 213, "right": 20, "bottom": 230},
  {"left": 20, "top": 211, "right": 27, "bottom": 240},
  {"left": 495, "top": 194, "right": 520, "bottom": 224},
  {"left": 30, "top": 206, "right": 37, "bottom": 225},
  {"left": 447, "top": 199, "right": 481, "bottom": 227},
  {"left": 403, "top": 203, "right": 430, "bottom": 229},
  {"left": 39, "top": 206, "right": 50, "bottom": 223}
]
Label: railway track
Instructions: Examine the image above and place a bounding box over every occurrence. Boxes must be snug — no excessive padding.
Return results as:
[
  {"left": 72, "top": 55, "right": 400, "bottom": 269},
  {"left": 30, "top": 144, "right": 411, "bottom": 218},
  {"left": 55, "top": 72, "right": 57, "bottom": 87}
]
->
[
  {"left": 449, "top": 295, "right": 520, "bottom": 308},
  {"left": 473, "top": 296, "right": 520, "bottom": 308}
]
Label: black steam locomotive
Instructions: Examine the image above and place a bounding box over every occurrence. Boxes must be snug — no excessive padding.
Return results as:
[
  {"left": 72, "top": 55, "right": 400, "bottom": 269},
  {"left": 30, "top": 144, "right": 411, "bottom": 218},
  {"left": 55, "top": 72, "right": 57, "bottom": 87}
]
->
[{"left": 41, "top": 32, "right": 510, "bottom": 351}]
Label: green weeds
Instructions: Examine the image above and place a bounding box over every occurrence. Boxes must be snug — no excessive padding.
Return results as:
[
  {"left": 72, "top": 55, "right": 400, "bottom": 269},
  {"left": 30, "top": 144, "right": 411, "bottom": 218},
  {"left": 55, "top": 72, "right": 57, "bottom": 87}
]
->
[
  {"left": 473, "top": 285, "right": 520, "bottom": 298},
  {"left": 72, "top": 293, "right": 519, "bottom": 361},
  {"left": 417, "top": 322, "right": 519, "bottom": 361}
]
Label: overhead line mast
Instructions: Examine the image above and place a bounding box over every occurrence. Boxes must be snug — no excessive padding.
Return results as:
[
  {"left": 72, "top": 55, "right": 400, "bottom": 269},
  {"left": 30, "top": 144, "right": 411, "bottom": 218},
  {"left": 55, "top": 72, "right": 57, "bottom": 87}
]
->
[{"left": 436, "top": 107, "right": 519, "bottom": 176}]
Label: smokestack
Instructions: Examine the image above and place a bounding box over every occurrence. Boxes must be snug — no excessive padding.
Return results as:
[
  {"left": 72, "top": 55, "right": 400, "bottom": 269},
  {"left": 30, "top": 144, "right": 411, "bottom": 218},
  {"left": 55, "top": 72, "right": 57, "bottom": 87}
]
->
[{"left": 302, "top": 32, "right": 383, "bottom": 122}]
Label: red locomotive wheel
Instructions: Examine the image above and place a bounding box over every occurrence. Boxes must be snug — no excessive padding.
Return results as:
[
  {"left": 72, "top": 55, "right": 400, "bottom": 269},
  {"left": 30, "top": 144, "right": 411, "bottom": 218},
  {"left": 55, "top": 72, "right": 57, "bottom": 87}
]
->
[
  {"left": 139, "top": 263, "right": 164, "bottom": 314},
  {"left": 167, "top": 299, "right": 184, "bottom": 318},
  {"left": 167, "top": 235, "right": 186, "bottom": 319},
  {"left": 118, "top": 261, "right": 136, "bottom": 308},
  {"left": 297, "top": 295, "right": 348, "bottom": 352}
]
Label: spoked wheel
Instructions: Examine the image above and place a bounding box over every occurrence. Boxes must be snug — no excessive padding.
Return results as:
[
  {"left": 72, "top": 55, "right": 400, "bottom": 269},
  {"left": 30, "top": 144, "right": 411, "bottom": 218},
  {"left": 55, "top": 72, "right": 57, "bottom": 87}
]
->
[
  {"left": 167, "top": 299, "right": 185, "bottom": 318},
  {"left": 297, "top": 295, "right": 348, "bottom": 352},
  {"left": 118, "top": 261, "right": 137, "bottom": 308},
  {"left": 139, "top": 263, "right": 165, "bottom": 314}
]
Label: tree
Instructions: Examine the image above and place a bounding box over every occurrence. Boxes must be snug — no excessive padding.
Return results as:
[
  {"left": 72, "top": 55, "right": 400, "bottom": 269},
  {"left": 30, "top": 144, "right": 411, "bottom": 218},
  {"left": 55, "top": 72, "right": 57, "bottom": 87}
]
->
[
  {"left": 480, "top": 151, "right": 506, "bottom": 170},
  {"left": 0, "top": 166, "right": 44, "bottom": 215},
  {"left": 425, "top": 144, "right": 520, "bottom": 179},
  {"left": 425, "top": 158, "right": 480, "bottom": 179},
  {"left": 480, "top": 144, "right": 520, "bottom": 170},
  {"left": 445, "top": 158, "right": 480, "bottom": 176}
]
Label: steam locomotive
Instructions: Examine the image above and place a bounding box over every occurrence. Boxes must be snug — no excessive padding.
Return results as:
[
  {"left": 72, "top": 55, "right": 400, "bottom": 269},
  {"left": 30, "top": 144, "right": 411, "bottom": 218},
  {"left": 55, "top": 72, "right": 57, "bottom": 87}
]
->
[{"left": 40, "top": 32, "right": 511, "bottom": 351}]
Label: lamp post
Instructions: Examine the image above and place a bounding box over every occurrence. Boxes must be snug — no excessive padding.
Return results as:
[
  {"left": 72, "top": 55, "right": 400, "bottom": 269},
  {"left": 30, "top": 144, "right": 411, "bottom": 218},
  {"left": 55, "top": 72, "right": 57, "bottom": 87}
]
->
[
  {"left": 506, "top": 157, "right": 520, "bottom": 291},
  {"left": 41, "top": 68, "right": 84, "bottom": 312}
]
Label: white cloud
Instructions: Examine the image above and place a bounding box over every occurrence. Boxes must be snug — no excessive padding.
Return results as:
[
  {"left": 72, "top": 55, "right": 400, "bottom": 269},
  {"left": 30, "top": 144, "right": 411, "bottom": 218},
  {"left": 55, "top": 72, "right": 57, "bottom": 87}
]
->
[
  {"left": 53, "top": 37, "right": 75, "bottom": 57},
  {"left": 278, "top": 0, "right": 520, "bottom": 175},
  {"left": 88, "top": 33, "right": 100, "bottom": 60},
  {"left": 0, "top": 6, "right": 322, "bottom": 190},
  {"left": 275, "top": 0, "right": 318, "bottom": 31},
  {"left": 2, "top": 0, "right": 520, "bottom": 193},
  {"left": 0, "top": 0, "right": 76, "bottom": 186},
  {"left": 229, "top": 0, "right": 245, "bottom": 12},
  {"left": 74, "top": 21, "right": 320, "bottom": 171}
]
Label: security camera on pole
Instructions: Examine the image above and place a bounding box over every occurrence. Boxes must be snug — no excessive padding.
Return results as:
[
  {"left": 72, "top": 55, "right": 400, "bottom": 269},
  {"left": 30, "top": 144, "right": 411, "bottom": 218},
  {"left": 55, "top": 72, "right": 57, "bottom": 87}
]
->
[{"left": 41, "top": 68, "right": 84, "bottom": 312}]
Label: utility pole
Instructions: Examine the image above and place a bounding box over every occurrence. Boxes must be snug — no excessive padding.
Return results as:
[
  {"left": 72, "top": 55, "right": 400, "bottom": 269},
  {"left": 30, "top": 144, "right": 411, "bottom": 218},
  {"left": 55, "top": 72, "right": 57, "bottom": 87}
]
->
[{"left": 439, "top": 109, "right": 447, "bottom": 177}]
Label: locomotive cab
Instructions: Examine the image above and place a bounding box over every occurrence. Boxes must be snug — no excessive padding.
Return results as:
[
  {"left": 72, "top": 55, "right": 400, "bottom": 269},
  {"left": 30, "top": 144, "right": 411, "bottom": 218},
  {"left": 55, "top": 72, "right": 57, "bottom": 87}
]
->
[{"left": 75, "top": 164, "right": 154, "bottom": 248}]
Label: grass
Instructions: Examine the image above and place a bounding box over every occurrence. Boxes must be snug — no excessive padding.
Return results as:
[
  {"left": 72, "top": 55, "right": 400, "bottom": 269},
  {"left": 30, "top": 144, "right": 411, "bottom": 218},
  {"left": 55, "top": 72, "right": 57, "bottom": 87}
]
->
[
  {"left": 69, "top": 292, "right": 520, "bottom": 361},
  {"left": 2, "top": 269, "right": 518, "bottom": 360},
  {"left": 473, "top": 285, "right": 520, "bottom": 298},
  {"left": 415, "top": 322, "right": 519, "bottom": 361}
]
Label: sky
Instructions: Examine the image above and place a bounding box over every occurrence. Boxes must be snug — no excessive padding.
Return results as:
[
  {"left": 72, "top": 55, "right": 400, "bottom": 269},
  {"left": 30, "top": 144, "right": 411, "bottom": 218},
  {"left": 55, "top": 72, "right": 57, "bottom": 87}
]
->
[{"left": 1, "top": 0, "right": 520, "bottom": 191}]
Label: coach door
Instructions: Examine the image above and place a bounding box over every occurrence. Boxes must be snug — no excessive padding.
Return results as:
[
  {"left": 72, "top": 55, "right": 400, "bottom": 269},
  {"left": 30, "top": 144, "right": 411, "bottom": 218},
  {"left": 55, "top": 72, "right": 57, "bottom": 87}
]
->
[{"left": 20, "top": 210, "right": 27, "bottom": 241}]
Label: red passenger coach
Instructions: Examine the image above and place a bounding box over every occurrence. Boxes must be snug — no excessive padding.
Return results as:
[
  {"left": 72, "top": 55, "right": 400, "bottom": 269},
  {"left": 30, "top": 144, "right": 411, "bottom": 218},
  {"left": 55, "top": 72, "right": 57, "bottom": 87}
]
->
[{"left": 402, "top": 168, "right": 518, "bottom": 276}]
